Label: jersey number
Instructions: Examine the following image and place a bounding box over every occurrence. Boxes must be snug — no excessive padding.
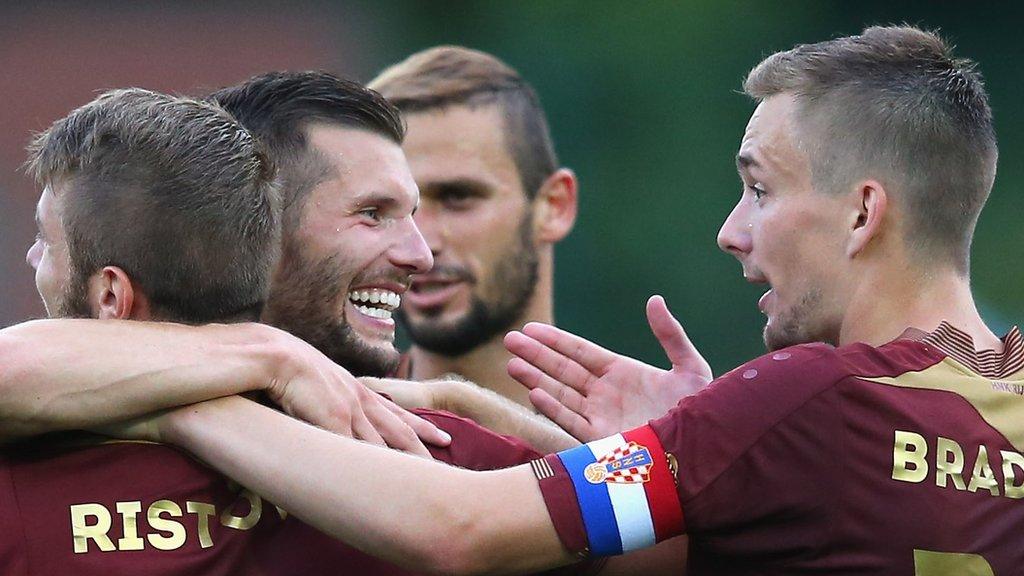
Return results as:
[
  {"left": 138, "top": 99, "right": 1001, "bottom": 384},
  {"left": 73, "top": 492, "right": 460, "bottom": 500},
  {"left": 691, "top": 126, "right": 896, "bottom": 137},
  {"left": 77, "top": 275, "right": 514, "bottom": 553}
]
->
[{"left": 914, "top": 550, "right": 994, "bottom": 576}]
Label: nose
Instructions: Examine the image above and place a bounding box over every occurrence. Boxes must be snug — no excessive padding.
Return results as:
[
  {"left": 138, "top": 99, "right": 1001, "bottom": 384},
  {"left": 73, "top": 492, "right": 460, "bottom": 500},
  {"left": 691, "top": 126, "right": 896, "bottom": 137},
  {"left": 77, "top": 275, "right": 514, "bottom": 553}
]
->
[
  {"left": 26, "top": 240, "right": 41, "bottom": 270},
  {"left": 413, "top": 207, "right": 445, "bottom": 259},
  {"left": 717, "top": 201, "right": 752, "bottom": 258},
  {"left": 391, "top": 217, "right": 434, "bottom": 274}
]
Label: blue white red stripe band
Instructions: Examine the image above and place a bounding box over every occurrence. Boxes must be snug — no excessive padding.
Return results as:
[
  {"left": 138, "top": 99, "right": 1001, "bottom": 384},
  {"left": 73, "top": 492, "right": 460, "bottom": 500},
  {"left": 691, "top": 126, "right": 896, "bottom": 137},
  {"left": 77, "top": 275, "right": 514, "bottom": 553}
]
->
[{"left": 553, "top": 425, "right": 684, "bottom": 555}]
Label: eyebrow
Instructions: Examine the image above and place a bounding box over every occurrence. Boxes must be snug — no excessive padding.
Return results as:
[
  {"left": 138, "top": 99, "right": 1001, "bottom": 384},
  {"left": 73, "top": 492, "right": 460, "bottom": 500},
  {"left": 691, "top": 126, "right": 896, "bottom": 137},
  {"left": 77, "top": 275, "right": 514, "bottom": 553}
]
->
[
  {"left": 422, "top": 178, "right": 491, "bottom": 196},
  {"left": 735, "top": 153, "right": 759, "bottom": 172}
]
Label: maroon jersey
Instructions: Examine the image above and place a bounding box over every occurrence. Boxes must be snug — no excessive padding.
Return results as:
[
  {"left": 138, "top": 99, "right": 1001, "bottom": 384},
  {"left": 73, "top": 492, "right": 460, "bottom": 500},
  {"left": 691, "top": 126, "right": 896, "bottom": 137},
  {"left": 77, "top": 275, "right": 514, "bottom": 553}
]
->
[
  {"left": 0, "top": 409, "right": 539, "bottom": 574},
  {"left": 535, "top": 322, "right": 1024, "bottom": 575}
]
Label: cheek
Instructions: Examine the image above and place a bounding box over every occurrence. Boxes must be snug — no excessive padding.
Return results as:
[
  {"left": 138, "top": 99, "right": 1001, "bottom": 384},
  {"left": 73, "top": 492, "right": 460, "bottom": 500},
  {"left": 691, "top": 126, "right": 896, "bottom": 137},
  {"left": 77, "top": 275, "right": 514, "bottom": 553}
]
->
[{"left": 34, "top": 249, "right": 66, "bottom": 306}]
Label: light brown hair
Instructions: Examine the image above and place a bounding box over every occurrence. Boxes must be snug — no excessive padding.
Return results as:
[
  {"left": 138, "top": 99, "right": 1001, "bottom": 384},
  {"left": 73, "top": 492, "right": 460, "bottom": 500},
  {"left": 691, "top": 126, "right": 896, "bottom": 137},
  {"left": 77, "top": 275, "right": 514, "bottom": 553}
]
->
[
  {"left": 370, "top": 46, "right": 558, "bottom": 199},
  {"left": 26, "top": 88, "right": 280, "bottom": 323},
  {"left": 745, "top": 25, "right": 997, "bottom": 274}
]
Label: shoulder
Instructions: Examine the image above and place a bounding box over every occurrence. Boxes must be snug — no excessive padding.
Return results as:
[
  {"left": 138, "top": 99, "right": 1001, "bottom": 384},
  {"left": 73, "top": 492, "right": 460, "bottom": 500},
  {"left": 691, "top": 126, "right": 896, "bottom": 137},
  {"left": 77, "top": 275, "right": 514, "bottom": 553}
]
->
[{"left": 413, "top": 409, "right": 541, "bottom": 470}]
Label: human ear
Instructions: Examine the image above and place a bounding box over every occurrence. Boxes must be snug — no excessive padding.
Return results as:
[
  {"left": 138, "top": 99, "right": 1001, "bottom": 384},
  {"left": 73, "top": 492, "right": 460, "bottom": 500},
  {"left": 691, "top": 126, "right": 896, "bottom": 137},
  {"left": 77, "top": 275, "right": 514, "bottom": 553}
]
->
[
  {"left": 847, "top": 180, "right": 888, "bottom": 258},
  {"left": 91, "top": 266, "right": 144, "bottom": 320},
  {"left": 532, "top": 168, "right": 578, "bottom": 244}
]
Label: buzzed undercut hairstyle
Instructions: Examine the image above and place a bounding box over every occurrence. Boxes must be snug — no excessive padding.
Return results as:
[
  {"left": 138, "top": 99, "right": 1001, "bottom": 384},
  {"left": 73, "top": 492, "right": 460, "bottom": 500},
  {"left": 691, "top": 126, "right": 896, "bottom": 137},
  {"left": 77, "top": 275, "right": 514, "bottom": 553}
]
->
[
  {"left": 26, "top": 88, "right": 279, "bottom": 323},
  {"left": 369, "top": 46, "right": 558, "bottom": 199},
  {"left": 745, "top": 25, "right": 998, "bottom": 274},
  {"left": 209, "top": 71, "right": 405, "bottom": 231}
]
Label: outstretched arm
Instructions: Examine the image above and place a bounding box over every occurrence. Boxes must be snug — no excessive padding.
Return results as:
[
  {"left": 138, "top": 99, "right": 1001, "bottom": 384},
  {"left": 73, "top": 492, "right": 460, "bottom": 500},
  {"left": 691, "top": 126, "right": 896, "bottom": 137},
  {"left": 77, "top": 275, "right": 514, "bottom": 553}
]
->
[
  {"left": 505, "top": 296, "right": 711, "bottom": 442},
  {"left": 0, "top": 319, "right": 448, "bottom": 453},
  {"left": 362, "top": 376, "right": 579, "bottom": 453},
  {"left": 158, "top": 396, "right": 576, "bottom": 575}
]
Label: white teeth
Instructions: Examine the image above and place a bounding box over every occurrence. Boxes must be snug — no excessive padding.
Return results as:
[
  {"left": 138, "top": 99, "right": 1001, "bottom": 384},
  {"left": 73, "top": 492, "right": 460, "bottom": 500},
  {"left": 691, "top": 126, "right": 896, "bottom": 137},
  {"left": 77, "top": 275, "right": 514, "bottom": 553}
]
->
[
  {"left": 348, "top": 289, "right": 401, "bottom": 314},
  {"left": 354, "top": 304, "right": 393, "bottom": 320}
]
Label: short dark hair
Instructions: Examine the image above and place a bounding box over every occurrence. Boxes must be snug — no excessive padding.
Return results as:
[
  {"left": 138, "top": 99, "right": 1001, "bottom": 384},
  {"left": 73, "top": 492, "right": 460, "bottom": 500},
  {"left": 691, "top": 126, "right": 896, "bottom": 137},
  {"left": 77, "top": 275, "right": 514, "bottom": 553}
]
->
[
  {"left": 26, "top": 88, "right": 279, "bottom": 323},
  {"left": 745, "top": 25, "right": 998, "bottom": 274},
  {"left": 369, "top": 46, "right": 558, "bottom": 199},
  {"left": 209, "top": 71, "right": 405, "bottom": 230}
]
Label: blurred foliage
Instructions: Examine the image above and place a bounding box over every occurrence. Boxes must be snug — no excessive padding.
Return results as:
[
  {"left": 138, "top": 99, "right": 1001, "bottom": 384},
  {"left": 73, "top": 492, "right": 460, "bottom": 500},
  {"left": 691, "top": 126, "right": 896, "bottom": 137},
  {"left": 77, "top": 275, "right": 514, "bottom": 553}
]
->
[{"left": 338, "top": 0, "right": 1024, "bottom": 373}]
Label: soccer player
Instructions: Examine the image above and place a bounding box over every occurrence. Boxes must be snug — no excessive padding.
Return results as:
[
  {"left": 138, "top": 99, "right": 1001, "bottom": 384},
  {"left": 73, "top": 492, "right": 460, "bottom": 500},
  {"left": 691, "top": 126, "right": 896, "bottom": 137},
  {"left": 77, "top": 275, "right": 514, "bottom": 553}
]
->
[
  {"left": 367, "top": 47, "right": 578, "bottom": 408},
  {"left": 105, "top": 26, "right": 1022, "bottom": 575},
  {"left": 0, "top": 68, "right": 575, "bottom": 453},
  {"left": 0, "top": 81, "right": 545, "bottom": 574}
]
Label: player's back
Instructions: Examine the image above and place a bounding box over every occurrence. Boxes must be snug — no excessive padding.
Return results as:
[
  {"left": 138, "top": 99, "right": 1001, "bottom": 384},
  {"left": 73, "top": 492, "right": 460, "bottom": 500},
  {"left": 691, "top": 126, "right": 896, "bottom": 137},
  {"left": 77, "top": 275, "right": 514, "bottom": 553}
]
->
[
  {"left": 671, "top": 322, "right": 1024, "bottom": 574},
  {"left": 0, "top": 409, "right": 540, "bottom": 575}
]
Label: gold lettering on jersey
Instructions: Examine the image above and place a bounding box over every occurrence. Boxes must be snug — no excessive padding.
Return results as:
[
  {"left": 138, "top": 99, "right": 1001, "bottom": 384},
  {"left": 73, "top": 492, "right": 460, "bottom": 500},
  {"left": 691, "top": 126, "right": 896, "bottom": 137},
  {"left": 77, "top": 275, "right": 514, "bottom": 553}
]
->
[
  {"left": 187, "top": 501, "right": 217, "bottom": 548},
  {"left": 892, "top": 430, "right": 928, "bottom": 483},
  {"left": 967, "top": 445, "right": 999, "bottom": 496},
  {"left": 115, "top": 501, "right": 145, "bottom": 551},
  {"left": 220, "top": 488, "right": 262, "bottom": 530},
  {"left": 935, "top": 437, "right": 966, "bottom": 490},
  {"left": 71, "top": 503, "right": 116, "bottom": 553},
  {"left": 148, "top": 500, "right": 187, "bottom": 551},
  {"left": 68, "top": 491, "right": 286, "bottom": 553},
  {"left": 1001, "top": 451, "right": 1024, "bottom": 499},
  {"left": 893, "top": 429, "right": 1024, "bottom": 499}
]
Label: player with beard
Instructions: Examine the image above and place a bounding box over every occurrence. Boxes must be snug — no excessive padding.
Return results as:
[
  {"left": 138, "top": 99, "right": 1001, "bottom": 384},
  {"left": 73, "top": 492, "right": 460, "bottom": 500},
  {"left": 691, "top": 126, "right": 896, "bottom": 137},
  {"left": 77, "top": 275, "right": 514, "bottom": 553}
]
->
[
  {"left": 367, "top": 47, "right": 578, "bottom": 408},
  {"left": 0, "top": 73, "right": 677, "bottom": 574},
  {"left": 0, "top": 79, "right": 574, "bottom": 574},
  {"left": 94, "top": 26, "right": 1024, "bottom": 575}
]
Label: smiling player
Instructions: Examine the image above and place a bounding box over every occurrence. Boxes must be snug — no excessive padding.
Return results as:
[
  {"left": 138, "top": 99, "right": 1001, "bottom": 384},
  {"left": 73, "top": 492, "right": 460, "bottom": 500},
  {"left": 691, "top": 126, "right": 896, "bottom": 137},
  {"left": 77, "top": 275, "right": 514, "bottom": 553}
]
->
[{"left": 109, "top": 26, "right": 1024, "bottom": 576}]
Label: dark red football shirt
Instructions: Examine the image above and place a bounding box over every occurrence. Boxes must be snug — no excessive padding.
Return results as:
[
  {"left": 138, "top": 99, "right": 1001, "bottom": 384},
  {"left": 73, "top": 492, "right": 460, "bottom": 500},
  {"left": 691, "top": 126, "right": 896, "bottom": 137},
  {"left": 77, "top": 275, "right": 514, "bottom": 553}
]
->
[
  {"left": 0, "top": 409, "right": 539, "bottom": 575},
  {"left": 536, "top": 323, "right": 1024, "bottom": 575}
]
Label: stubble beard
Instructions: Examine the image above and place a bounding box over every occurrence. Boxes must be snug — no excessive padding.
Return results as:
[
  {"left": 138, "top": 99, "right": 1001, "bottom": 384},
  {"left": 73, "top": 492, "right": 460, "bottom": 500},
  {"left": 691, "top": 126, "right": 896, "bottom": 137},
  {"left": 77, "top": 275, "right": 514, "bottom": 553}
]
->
[
  {"left": 263, "top": 245, "right": 399, "bottom": 377},
  {"left": 399, "top": 212, "right": 539, "bottom": 357},
  {"left": 54, "top": 267, "right": 94, "bottom": 319},
  {"left": 763, "top": 286, "right": 831, "bottom": 352}
]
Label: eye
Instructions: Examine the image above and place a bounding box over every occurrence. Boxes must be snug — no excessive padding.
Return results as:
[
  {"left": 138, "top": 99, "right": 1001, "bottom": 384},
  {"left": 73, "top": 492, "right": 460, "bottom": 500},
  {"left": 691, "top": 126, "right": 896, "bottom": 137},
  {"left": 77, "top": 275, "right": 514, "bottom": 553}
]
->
[
  {"left": 747, "top": 182, "right": 767, "bottom": 201},
  {"left": 358, "top": 207, "right": 382, "bottom": 223},
  {"left": 438, "top": 188, "right": 477, "bottom": 211}
]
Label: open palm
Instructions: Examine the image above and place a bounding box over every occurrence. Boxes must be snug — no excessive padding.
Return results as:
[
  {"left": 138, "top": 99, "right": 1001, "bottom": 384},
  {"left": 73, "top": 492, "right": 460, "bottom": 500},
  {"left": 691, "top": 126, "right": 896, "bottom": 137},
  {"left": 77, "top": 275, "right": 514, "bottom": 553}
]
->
[{"left": 505, "top": 296, "right": 712, "bottom": 442}]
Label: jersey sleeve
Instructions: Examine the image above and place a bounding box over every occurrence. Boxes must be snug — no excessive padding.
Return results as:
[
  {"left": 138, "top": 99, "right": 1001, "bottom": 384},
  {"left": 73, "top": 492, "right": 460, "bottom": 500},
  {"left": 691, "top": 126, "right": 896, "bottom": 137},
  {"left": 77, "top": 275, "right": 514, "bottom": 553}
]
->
[
  {"left": 532, "top": 342, "right": 848, "bottom": 557},
  {"left": 0, "top": 457, "right": 28, "bottom": 575},
  {"left": 414, "top": 408, "right": 542, "bottom": 469}
]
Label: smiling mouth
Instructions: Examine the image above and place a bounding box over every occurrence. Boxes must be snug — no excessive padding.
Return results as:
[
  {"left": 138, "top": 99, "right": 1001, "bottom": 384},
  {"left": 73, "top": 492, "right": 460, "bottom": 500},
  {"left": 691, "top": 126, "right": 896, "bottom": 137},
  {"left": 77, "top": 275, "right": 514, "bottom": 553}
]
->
[{"left": 347, "top": 288, "right": 401, "bottom": 320}]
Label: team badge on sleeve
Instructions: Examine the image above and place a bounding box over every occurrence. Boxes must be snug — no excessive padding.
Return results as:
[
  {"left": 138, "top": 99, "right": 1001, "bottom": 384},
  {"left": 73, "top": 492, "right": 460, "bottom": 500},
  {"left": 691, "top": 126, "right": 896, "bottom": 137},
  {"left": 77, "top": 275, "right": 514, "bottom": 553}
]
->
[{"left": 554, "top": 425, "right": 683, "bottom": 556}]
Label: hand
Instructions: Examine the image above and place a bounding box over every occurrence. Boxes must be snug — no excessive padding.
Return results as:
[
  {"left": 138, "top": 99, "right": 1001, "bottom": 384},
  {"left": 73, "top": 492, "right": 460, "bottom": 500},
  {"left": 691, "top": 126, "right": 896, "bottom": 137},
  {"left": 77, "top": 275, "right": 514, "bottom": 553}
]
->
[
  {"left": 505, "top": 295, "right": 712, "bottom": 442},
  {"left": 360, "top": 377, "right": 442, "bottom": 411},
  {"left": 264, "top": 334, "right": 450, "bottom": 457}
]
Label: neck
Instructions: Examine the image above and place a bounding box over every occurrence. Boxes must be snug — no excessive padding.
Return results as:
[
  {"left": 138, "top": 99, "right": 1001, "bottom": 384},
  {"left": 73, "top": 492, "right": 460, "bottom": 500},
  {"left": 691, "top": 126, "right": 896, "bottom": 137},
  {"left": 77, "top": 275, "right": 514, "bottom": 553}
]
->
[
  {"left": 408, "top": 257, "right": 555, "bottom": 409},
  {"left": 838, "top": 262, "right": 1001, "bottom": 352}
]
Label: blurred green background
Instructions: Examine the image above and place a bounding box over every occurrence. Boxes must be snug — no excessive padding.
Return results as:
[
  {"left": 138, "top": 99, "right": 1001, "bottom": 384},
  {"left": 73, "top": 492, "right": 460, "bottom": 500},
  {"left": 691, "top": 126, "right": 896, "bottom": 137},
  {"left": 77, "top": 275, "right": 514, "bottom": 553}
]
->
[{"left": 2, "top": 1, "right": 1021, "bottom": 374}]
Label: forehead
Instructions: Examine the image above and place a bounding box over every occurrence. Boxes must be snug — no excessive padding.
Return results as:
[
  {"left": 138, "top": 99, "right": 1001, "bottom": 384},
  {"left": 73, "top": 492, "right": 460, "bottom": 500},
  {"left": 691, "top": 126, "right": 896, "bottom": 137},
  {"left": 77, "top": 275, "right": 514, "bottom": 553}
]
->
[
  {"left": 402, "top": 104, "right": 521, "bottom": 190},
  {"left": 738, "top": 94, "right": 808, "bottom": 178},
  {"left": 304, "top": 124, "right": 418, "bottom": 204}
]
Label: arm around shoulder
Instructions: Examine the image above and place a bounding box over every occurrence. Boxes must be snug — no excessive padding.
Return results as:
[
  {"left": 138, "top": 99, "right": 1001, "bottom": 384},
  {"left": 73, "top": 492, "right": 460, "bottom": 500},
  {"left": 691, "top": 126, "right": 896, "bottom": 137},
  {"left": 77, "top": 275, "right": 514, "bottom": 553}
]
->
[{"left": 0, "top": 319, "right": 287, "bottom": 442}]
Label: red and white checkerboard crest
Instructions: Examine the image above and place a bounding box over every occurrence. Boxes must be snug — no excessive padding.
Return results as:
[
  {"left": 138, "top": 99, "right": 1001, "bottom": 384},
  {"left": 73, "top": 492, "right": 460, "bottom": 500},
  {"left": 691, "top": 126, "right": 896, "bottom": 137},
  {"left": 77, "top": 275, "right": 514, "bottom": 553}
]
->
[{"left": 584, "top": 441, "right": 654, "bottom": 484}]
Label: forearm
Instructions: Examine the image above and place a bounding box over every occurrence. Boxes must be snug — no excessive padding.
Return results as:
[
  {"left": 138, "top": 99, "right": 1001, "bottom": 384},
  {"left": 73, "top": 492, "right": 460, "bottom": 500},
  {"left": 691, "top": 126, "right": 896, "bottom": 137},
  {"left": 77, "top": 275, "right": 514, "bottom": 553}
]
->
[
  {"left": 443, "top": 381, "right": 580, "bottom": 453},
  {"left": 162, "top": 396, "right": 575, "bottom": 575},
  {"left": 0, "top": 319, "right": 282, "bottom": 441}
]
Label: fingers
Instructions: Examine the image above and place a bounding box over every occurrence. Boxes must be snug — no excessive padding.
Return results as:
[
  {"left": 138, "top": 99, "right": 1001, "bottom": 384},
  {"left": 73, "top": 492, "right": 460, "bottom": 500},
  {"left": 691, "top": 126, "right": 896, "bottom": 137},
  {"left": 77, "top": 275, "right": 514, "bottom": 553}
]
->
[
  {"left": 383, "top": 397, "right": 452, "bottom": 448},
  {"left": 507, "top": 357, "right": 587, "bottom": 415},
  {"left": 528, "top": 389, "right": 595, "bottom": 442},
  {"left": 504, "top": 331, "right": 599, "bottom": 393},
  {"left": 350, "top": 409, "right": 387, "bottom": 447},
  {"left": 516, "top": 323, "right": 616, "bottom": 374},
  {"left": 646, "top": 295, "right": 711, "bottom": 375},
  {"left": 361, "top": 396, "right": 433, "bottom": 458}
]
